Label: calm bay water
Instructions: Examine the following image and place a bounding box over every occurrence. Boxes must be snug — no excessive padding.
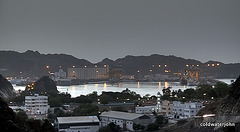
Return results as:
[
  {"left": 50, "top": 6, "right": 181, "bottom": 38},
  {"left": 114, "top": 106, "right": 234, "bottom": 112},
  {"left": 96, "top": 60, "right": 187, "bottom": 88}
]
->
[{"left": 13, "top": 79, "right": 235, "bottom": 98}]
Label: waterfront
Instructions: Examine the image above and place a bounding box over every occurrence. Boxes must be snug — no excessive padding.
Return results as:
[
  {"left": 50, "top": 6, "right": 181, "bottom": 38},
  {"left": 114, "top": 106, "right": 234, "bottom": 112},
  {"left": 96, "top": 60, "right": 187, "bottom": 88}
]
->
[{"left": 13, "top": 79, "right": 235, "bottom": 98}]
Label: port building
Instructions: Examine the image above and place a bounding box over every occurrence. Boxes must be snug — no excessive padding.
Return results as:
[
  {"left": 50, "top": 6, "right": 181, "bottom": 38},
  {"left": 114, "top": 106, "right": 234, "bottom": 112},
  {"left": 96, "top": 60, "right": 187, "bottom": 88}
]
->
[{"left": 68, "top": 65, "right": 109, "bottom": 80}]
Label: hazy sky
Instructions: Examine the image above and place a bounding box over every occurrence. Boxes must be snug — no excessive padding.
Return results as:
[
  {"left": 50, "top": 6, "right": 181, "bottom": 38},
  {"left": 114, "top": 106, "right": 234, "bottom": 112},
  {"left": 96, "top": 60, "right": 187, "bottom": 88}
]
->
[{"left": 0, "top": 0, "right": 239, "bottom": 63}]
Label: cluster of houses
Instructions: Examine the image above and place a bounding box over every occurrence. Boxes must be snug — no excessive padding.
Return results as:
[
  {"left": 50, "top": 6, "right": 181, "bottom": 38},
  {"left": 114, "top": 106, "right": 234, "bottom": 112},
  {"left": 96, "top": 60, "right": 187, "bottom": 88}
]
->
[{"left": 9, "top": 92, "right": 204, "bottom": 132}]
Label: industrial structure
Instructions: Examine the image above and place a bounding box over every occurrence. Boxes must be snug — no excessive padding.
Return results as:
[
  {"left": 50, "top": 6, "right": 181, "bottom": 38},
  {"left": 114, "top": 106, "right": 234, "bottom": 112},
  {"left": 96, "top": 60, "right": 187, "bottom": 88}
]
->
[{"left": 68, "top": 65, "right": 109, "bottom": 80}]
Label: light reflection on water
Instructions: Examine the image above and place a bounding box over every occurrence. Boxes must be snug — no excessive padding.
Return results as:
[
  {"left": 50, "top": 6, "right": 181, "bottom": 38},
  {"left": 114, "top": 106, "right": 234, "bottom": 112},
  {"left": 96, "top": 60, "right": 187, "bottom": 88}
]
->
[
  {"left": 13, "top": 79, "right": 235, "bottom": 98},
  {"left": 57, "top": 81, "right": 195, "bottom": 97}
]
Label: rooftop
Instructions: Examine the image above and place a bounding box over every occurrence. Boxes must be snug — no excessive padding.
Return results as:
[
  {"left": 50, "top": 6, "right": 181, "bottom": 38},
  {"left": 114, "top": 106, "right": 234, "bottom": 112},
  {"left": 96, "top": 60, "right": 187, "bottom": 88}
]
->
[
  {"left": 100, "top": 111, "right": 144, "bottom": 120},
  {"left": 57, "top": 116, "right": 99, "bottom": 124}
]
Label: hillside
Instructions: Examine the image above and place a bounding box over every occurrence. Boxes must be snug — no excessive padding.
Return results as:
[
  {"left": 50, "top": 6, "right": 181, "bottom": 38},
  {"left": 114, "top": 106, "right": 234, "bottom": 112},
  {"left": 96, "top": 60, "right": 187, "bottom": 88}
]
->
[{"left": 0, "top": 50, "right": 239, "bottom": 78}]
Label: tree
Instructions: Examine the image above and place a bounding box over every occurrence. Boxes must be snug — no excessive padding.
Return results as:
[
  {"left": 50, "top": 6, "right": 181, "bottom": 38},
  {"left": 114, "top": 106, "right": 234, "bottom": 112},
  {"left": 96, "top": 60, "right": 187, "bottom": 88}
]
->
[
  {"left": 133, "top": 123, "right": 145, "bottom": 131},
  {"left": 146, "top": 123, "right": 159, "bottom": 131},
  {"left": 214, "top": 82, "right": 229, "bottom": 98},
  {"left": 16, "top": 109, "right": 28, "bottom": 121}
]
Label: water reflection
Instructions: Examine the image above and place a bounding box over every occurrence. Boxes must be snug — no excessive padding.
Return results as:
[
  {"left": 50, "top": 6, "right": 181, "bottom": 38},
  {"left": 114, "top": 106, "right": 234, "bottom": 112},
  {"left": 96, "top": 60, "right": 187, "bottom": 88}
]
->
[
  {"left": 165, "top": 82, "right": 168, "bottom": 88},
  {"left": 158, "top": 82, "right": 161, "bottom": 91},
  {"left": 137, "top": 82, "right": 140, "bottom": 88},
  {"left": 95, "top": 84, "right": 98, "bottom": 91},
  {"left": 72, "top": 85, "right": 76, "bottom": 91},
  {"left": 84, "top": 84, "right": 87, "bottom": 90},
  {"left": 104, "top": 83, "right": 107, "bottom": 91},
  {"left": 118, "top": 83, "right": 122, "bottom": 88}
]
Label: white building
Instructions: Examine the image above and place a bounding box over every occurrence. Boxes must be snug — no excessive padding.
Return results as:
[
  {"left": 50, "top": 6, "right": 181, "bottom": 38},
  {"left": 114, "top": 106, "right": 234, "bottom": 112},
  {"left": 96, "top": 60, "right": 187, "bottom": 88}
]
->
[
  {"left": 68, "top": 65, "right": 109, "bottom": 80},
  {"left": 100, "top": 111, "right": 153, "bottom": 131},
  {"left": 184, "top": 102, "right": 203, "bottom": 118},
  {"left": 135, "top": 106, "right": 156, "bottom": 114},
  {"left": 25, "top": 94, "right": 49, "bottom": 115},
  {"left": 173, "top": 101, "right": 203, "bottom": 118},
  {"left": 56, "top": 116, "right": 99, "bottom": 132}
]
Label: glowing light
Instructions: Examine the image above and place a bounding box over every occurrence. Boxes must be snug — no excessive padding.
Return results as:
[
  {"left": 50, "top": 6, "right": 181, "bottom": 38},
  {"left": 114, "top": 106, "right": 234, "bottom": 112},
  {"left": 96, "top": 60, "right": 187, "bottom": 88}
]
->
[
  {"left": 137, "top": 70, "right": 140, "bottom": 73},
  {"left": 72, "top": 66, "right": 75, "bottom": 68},
  {"left": 104, "top": 65, "right": 107, "bottom": 67},
  {"left": 164, "top": 65, "right": 167, "bottom": 67},
  {"left": 203, "top": 93, "right": 206, "bottom": 96},
  {"left": 95, "top": 65, "right": 97, "bottom": 68},
  {"left": 150, "top": 69, "right": 152, "bottom": 72},
  {"left": 137, "top": 82, "right": 140, "bottom": 88},
  {"left": 84, "top": 84, "right": 87, "bottom": 90},
  {"left": 152, "top": 65, "right": 154, "bottom": 67},
  {"left": 46, "top": 66, "right": 49, "bottom": 69},
  {"left": 165, "top": 82, "right": 168, "bottom": 88},
  {"left": 158, "top": 65, "right": 161, "bottom": 67},
  {"left": 104, "top": 83, "right": 107, "bottom": 90},
  {"left": 96, "top": 71, "right": 99, "bottom": 73},
  {"left": 186, "top": 64, "right": 189, "bottom": 67},
  {"left": 217, "top": 63, "right": 220, "bottom": 66},
  {"left": 159, "top": 82, "right": 161, "bottom": 91},
  {"left": 203, "top": 114, "right": 215, "bottom": 118},
  {"left": 84, "top": 65, "right": 87, "bottom": 68},
  {"left": 197, "top": 65, "right": 199, "bottom": 67},
  {"left": 207, "top": 64, "right": 210, "bottom": 67},
  {"left": 73, "top": 71, "right": 75, "bottom": 74},
  {"left": 165, "top": 70, "right": 170, "bottom": 73},
  {"left": 212, "top": 64, "right": 215, "bottom": 66}
]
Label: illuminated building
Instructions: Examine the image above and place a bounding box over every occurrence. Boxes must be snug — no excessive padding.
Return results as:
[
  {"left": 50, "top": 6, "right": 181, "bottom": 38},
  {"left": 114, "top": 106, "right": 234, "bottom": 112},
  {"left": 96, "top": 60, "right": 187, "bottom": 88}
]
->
[{"left": 68, "top": 65, "right": 109, "bottom": 80}]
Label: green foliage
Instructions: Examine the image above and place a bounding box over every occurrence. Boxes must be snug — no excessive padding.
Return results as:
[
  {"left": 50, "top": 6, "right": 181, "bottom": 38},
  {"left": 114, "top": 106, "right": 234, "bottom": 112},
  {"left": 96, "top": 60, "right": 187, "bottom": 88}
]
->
[
  {"left": 16, "top": 109, "right": 28, "bottom": 121},
  {"left": 133, "top": 123, "right": 145, "bottom": 131},
  {"left": 99, "top": 88, "right": 141, "bottom": 104},
  {"left": 214, "top": 82, "right": 229, "bottom": 98},
  {"left": 72, "top": 103, "right": 99, "bottom": 116},
  {"left": 146, "top": 123, "right": 159, "bottom": 131},
  {"left": 161, "top": 82, "right": 229, "bottom": 101}
]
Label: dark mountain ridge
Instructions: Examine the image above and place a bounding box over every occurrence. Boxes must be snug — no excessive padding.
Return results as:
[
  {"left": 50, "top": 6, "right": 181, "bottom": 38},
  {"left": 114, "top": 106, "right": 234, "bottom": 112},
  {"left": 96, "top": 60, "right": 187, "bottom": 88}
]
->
[{"left": 0, "top": 50, "right": 239, "bottom": 78}]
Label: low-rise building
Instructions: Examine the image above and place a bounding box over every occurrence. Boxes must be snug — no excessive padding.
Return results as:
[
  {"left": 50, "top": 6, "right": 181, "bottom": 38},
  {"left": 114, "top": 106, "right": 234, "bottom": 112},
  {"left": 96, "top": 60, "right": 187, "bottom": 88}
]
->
[
  {"left": 100, "top": 111, "right": 153, "bottom": 131},
  {"left": 135, "top": 106, "right": 156, "bottom": 114},
  {"left": 173, "top": 101, "right": 203, "bottom": 118},
  {"left": 161, "top": 100, "right": 173, "bottom": 115},
  {"left": 25, "top": 94, "right": 49, "bottom": 115},
  {"left": 173, "top": 101, "right": 185, "bottom": 118},
  {"left": 184, "top": 102, "right": 203, "bottom": 118},
  {"left": 56, "top": 116, "right": 99, "bottom": 132}
]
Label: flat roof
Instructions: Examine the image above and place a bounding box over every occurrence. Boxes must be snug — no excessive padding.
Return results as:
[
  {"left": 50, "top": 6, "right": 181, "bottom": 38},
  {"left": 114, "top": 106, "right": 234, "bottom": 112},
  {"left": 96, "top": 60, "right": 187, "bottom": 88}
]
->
[
  {"left": 100, "top": 111, "right": 144, "bottom": 120},
  {"left": 57, "top": 116, "right": 99, "bottom": 124}
]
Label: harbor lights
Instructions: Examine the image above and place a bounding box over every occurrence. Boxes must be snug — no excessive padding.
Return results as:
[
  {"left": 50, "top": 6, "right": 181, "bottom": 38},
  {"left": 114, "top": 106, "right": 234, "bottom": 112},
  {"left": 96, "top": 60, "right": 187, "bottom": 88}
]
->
[
  {"left": 46, "top": 65, "right": 49, "bottom": 69},
  {"left": 72, "top": 65, "right": 75, "bottom": 68}
]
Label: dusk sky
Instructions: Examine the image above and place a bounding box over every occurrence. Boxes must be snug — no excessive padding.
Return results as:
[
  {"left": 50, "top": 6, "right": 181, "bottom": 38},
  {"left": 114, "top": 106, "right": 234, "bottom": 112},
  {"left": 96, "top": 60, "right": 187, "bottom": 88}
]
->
[{"left": 0, "top": 0, "right": 239, "bottom": 63}]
